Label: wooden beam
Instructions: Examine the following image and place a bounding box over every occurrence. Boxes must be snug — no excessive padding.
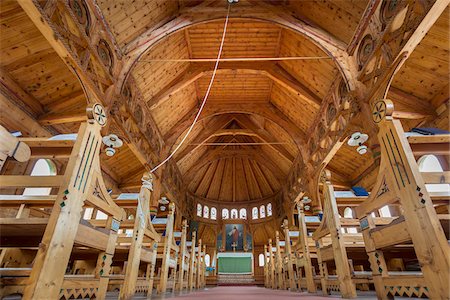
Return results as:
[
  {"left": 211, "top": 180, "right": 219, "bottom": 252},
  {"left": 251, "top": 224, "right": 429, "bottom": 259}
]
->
[
  {"left": 265, "top": 64, "right": 322, "bottom": 107},
  {"left": 0, "top": 67, "right": 45, "bottom": 115},
  {"left": 38, "top": 111, "right": 87, "bottom": 125},
  {"left": 147, "top": 66, "right": 204, "bottom": 110}
]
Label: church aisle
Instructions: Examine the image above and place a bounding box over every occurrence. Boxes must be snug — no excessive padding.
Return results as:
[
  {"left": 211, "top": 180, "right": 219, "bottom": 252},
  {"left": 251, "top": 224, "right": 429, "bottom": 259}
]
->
[{"left": 113, "top": 286, "right": 420, "bottom": 300}]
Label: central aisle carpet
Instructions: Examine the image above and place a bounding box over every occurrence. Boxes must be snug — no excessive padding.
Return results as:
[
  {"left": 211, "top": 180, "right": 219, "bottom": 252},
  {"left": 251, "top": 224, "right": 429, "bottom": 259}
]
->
[{"left": 147, "top": 286, "right": 382, "bottom": 300}]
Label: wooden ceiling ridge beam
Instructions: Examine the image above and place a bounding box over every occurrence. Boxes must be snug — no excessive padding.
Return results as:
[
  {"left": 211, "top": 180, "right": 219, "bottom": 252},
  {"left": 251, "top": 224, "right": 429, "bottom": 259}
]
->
[{"left": 388, "top": 86, "right": 437, "bottom": 116}]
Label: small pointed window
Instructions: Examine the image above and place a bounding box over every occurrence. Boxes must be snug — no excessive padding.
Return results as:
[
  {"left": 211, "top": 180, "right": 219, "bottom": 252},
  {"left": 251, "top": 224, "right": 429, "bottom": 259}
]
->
[
  {"left": 260, "top": 205, "right": 266, "bottom": 218},
  {"left": 231, "top": 209, "right": 238, "bottom": 219},
  {"left": 252, "top": 207, "right": 258, "bottom": 219},
  {"left": 211, "top": 207, "right": 217, "bottom": 220},
  {"left": 222, "top": 209, "right": 229, "bottom": 219},
  {"left": 239, "top": 208, "right": 247, "bottom": 219},
  {"left": 197, "top": 204, "right": 202, "bottom": 217},
  {"left": 203, "top": 206, "right": 209, "bottom": 218},
  {"left": 23, "top": 159, "right": 56, "bottom": 196},
  {"left": 267, "top": 203, "right": 272, "bottom": 216},
  {"left": 258, "top": 253, "right": 265, "bottom": 266}
]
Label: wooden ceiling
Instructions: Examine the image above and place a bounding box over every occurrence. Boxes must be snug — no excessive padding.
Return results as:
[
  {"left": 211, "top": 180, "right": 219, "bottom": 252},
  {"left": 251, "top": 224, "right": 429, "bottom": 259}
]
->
[{"left": 1, "top": 0, "right": 449, "bottom": 215}]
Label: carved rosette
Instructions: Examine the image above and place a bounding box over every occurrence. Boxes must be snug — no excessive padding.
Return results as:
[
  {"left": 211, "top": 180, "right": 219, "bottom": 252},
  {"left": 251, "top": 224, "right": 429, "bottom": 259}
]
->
[
  {"left": 68, "top": 0, "right": 91, "bottom": 35},
  {"left": 97, "top": 39, "right": 114, "bottom": 73},
  {"left": 86, "top": 103, "right": 107, "bottom": 127},
  {"left": 372, "top": 99, "right": 394, "bottom": 123}
]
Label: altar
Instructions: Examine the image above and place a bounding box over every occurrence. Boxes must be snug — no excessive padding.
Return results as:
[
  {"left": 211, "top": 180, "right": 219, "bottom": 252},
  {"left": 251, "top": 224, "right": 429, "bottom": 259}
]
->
[{"left": 217, "top": 252, "right": 253, "bottom": 274}]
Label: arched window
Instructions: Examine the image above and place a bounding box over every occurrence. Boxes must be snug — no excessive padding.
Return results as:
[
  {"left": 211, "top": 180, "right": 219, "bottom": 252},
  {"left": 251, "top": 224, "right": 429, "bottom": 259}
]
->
[
  {"left": 222, "top": 208, "right": 229, "bottom": 219},
  {"left": 419, "top": 155, "right": 450, "bottom": 193},
  {"left": 267, "top": 203, "right": 272, "bottom": 216},
  {"left": 239, "top": 208, "right": 247, "bottom": 219},
  {"left": 203, "top": 206, "right": 209, "bottom": 218},
  {"left": 197, "top": 204, "right": 202, "bottom": 217},
  {"left": 379, "top": 205, "right": 391, "bottom": 217},
  {"left": 258, "top": 253, "right": 265, "bottom": 266},
  {"left": 211, "top": 207, "right": 217, "bottom": 220},
  {"left": 252, "top": 207, "right": 258, "bottom": 219},
  {"left": 205, "top": 254, "right": 211, "bottom": 267},
  {"left": 231, "top": 209, "right": 238, "bottom": 219},
  {"left": 23, "top": 159, "right": 56, "bottom": 196},
  {"left": 260, "top": 205, "right": 266, "bottom": 218},
  {"left": 343, "top": 207, "right": 354, "bottom": 219}
]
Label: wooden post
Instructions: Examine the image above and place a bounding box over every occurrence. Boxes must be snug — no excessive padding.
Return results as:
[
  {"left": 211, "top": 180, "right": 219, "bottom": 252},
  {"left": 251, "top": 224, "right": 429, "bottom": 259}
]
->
[
  {"left": 188, "top": 231, "right": 197, "bottom": 291},
  {"left": 147, "top": 241, "right": 158, "bottom": 297},
  {"left": 275, "top": 231, "right": 284, "bottom": 289},
  {"left": 177, "top": 220, "right": 188, "bottom": 292},
  {"left": 321, "top": 170, "right": 357, "bottom": 298},
  {"left": 196, "top": 239, "right": 202, "bottom": 289},
  {"left": 360, "top": 214, "right": 391, "bottom": 300},
  {"left": 159, "top": 203, "right": 176, "bottom": 294},
  {"left": 120, "top": 174, "right": 153, "bottom": 299},
  {"left": 316, "top": 239, "right": 329, "bottom": 296},
  {"left": 297, "top": 203, "right": 316, "bottom": 292},
  {"left": 282, "top": 220, "right": 296, "bottom": 291},
  {"left": 268, "top": 239, "right": 275, "bottom": 289},
  {"left": 96, "top": 216, "right": 119, "bottom": 299},
  {"left": 22, "top": 106, "right": 108, "bottom": 299},
  {"left": 263, "top": 245, "right": 269, "bottom": 288}
]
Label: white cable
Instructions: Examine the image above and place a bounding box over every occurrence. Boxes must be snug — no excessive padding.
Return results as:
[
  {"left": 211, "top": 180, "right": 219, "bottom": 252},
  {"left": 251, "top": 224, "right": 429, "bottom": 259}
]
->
[{"left": 151, "top": 4, "right": 231, "bottom": 173}]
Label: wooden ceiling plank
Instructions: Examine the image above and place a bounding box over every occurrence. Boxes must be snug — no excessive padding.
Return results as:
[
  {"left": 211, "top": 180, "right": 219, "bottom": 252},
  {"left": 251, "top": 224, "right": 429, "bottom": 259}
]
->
[
  {"left": 38, "top": 111, "right": 86, "bottom": 126},
  {"left": 147, "top": 65, "right": 204, "bottom": 110},
  {"left": 0, "top": 67, "right": 45, "bottom": 116},
  {"left": 265, "top": 64, "right": 322, "bottom": 107}
]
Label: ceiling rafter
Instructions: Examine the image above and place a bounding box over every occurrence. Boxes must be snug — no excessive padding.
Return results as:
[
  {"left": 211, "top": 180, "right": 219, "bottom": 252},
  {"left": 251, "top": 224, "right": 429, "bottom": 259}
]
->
[{"left": 146, "top": 61, "right": 322, "bottom": 110}]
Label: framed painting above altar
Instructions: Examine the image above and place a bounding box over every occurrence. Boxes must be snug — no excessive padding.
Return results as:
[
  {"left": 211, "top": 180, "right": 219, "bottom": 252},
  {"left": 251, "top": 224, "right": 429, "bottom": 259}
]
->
[{"left": 225, "top": 224, "right": 244, "bottom": 251}]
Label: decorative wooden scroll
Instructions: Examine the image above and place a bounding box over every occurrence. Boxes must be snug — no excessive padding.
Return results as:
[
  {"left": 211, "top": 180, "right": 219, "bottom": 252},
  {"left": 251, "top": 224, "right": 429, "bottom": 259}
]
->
[
  {"left": 356, "top": 99, "right": 450, "bottom": 299},
  {"left": 285, "top": 78, "right": 357, "bottom": 203}
]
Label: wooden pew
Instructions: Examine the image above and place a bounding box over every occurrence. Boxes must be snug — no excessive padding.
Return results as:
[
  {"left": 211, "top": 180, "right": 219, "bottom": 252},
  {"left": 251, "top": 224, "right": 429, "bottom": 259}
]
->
[
  {"left": 313, "top": 172, "right": 392, "bottom": 298},
  {"left": 0, "top": 105, "right": 126, "bottom": 299},
  {"left": 355, "top": 100, "right": 450, "bottom": 299}
]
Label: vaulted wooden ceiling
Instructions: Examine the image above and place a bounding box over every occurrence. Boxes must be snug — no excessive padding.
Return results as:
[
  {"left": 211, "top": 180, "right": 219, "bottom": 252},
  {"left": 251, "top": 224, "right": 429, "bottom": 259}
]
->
[{"left": 1, "top": 0, "right": 448, "bottom": 213}]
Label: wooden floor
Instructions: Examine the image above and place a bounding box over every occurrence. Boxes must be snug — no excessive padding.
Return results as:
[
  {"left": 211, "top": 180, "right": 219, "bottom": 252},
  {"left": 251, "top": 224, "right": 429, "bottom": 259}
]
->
[{"left": 105, "top": 286, "right": 422, "bottom": 299}]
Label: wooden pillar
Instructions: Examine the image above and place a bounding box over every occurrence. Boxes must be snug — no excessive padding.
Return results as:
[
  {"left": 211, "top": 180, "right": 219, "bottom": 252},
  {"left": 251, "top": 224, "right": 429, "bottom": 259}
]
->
[
  {"left": 22, "top": 119, "right": 104, "bottom": 299},
  {"left": 147, "top": 241, "right": 158, "bottom": 297},
  {"left": 297, "top": 203, "right": 316, "bottom": 293},
  {"left": 316, "top": 239, "right": 329, "bottom": 296},
  {"left": 120, "top": 174, "right": 153, "bottom": 299},
  {"left": 188, "top": 232, "right": 197, "bottom": 291},
  {"left": 321, "top": 170, "right": 357, "bottom": 298},
  {"left": 282, "top": 220, "right": 296, "bottom": 291},
  {"left": 159, "top": 203, "right": 176, "bottom": 294},
  {"left": 360, "top": 214, "right": 391, "bottom": 300},
  {"left": 196, "top": 239, "right": 202, "bottom": 289},
  {"left": 268, "top": 239, "right": 275, "bottom": 289},
  {"left": 177, "top": 220, "right": 188, "bottom": 292},
  {"left": 275, "top": 231, "right": 283, "bottom": 289},
  {"left": 263, "top": 245, "right": 269, "bottom": 288},
  {"left": 96, "top": 217, "right": 119, "bottom": 299}
]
